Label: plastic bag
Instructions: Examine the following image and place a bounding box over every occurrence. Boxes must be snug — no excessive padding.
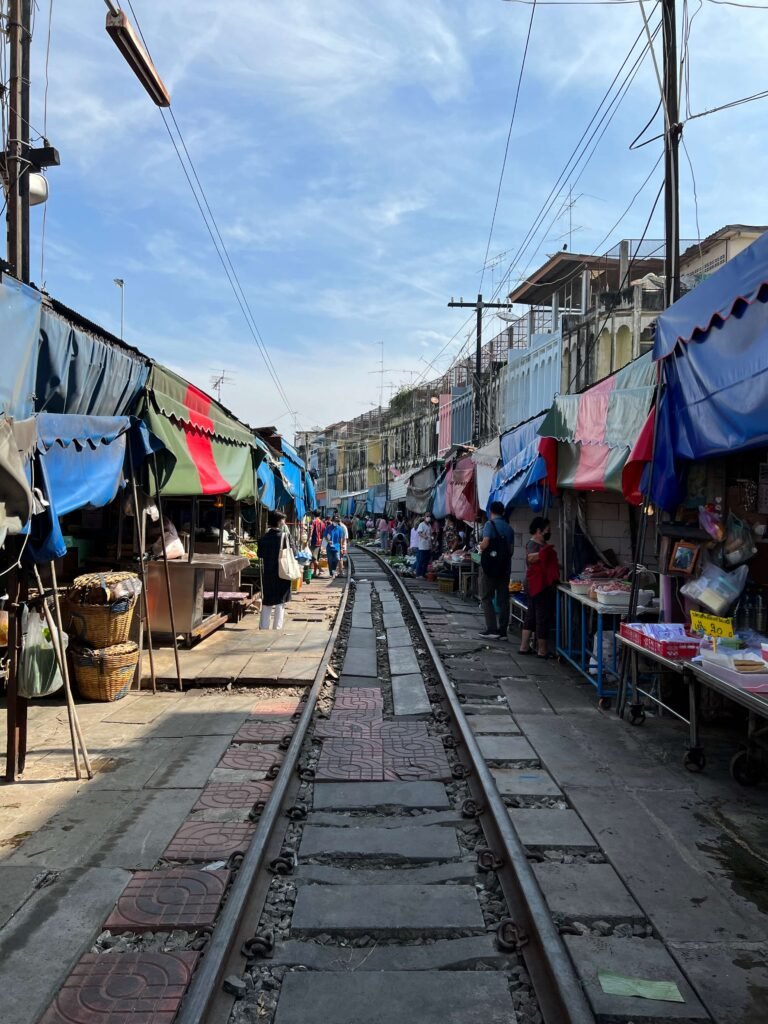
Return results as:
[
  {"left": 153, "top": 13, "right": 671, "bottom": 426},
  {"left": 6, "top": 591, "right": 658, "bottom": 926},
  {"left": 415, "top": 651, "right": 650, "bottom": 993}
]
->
[
  {"left": 681, "top": 561, "right": 748, "bottom": 616},
  {"left": 723, "top": 514, "right": 756, "bottom": 567},
  {"left": 698, "top": 504, "right": 725, "bottom": 542},
  {"left": 17, "top": 606, "right": 67, "bottom": 699}
]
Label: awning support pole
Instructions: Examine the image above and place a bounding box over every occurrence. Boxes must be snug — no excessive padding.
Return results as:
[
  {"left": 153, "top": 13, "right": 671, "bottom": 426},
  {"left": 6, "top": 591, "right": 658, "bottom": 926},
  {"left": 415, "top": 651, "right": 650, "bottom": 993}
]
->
[
  {"left": 152, "top": 454, "right": 183, "bottom": 691},
  {"left": 47, "top": 563, "right": 93, "bottom": 779},
  {"left": 127, "top": 444, "right": 156, "bottom": 695}
]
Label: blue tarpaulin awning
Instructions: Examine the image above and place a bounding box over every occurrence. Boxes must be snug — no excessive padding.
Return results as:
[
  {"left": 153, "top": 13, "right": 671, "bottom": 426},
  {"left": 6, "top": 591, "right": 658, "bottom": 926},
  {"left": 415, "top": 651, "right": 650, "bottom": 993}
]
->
[
  {"left": 651, "top": 231, "right": 768, "bottom": 509},
  {"left": 0, "top": 278, "right": 42, "bottom": 420},
  {"left": 37, "top": 308, "right": 150, "bottom": 417},
  {"left": 489, "top": 414, "right": 549, "bottom": 512},
  {"left": 305, "top": 471, "right": 317, "bottom": 512},
  {"left": 26, "top": 414, "right": 167, "bottom": 563}
]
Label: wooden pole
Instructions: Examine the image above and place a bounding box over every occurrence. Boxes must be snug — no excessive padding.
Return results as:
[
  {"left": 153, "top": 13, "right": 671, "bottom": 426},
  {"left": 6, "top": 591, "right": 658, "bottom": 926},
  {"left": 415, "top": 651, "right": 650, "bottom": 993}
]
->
[
  {"left": 152, "top": 454, "right": 183, "bottom": 690},
  {"left": 127, "top": 446, "right": 156, "bottom": 694},
  {"left": 32, "top": 570, "right": 82, "bottom": 778},
  {"left": 47, "top": 564, "right": 93, "bottom": 778}
]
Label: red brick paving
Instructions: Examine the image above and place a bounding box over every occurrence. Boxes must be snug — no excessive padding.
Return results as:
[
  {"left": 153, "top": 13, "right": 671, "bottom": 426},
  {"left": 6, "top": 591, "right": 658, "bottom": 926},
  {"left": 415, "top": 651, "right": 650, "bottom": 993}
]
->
[
  {"left": 333, "top": 689, "right": 383, "bottom": 711},
  {"left": 164, "top": 821, "right": 256, "bottom": 861},
  {"left": 218, "top": 747, "right": 283, "bottom": 772},
  {"left": 38, "top": 952, "right": 198, "bottom": 1024},
  {"left": 250, "top": 696, "right": 303, "bottom": 719},
  {"left": 192, "top": 781, "right": 273, "bottom": 811},
  {"left": 233, "top": 721, "right": 294, "bottom": 744},
  {"left": 104, "top": 869, "right": 229, "bottom": 933}
]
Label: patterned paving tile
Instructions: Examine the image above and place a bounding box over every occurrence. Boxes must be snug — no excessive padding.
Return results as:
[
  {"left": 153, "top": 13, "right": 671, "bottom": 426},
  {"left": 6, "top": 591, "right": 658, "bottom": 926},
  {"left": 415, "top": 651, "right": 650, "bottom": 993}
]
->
[
  {"left": 314, "top": 720, "right": 376, "bottom": 739},
  {"left": 332, "top": 689, "right": 383, "bottom": 712},
  {"left": 38, "top": 952, "right": 198, "bottom": 1024},
  {"left": 192, "top": 781, "right": 273, "bottom": 811},
  {"left": 104, "top": 869, "right": 229, "bottom": 932},
  {"left": 382, "top": 736, "right": 447, "bottom": 758},
  {"left": 234, "top": 722, "right": 294, "bottom": 744},
  {"left": 218, "top": 748, "right": 283, "bottom": 772},
  {"left": 315, "top": 757, "right": 383, "bottom": 781},
  {"left": 383, "top": 752, "right": 452, "bottom": 782},
  {"left": 378, "top": 722, "right": 430, "bottom": 739},
  {"left": 164, "top": 821, "right": 256, "bottom": 861},
  {"left": 250, "top": 696, "right": 304, "bottom": 719}
]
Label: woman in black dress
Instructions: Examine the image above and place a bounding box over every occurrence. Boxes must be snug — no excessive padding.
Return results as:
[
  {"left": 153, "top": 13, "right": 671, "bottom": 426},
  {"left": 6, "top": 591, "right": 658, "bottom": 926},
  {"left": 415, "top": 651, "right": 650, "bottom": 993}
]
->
[{"left": 258, "top": 510, "right": 291, "bottom": 630}]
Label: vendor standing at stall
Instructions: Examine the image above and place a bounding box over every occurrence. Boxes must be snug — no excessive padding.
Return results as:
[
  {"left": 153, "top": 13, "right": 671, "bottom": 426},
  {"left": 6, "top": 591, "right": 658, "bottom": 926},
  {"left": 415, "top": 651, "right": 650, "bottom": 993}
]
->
[
  {"left": 309, "top": 511, "right": 326, "bottom": 578},
  {"left": 518, "top": 515, "right": 559, "bottom": 658},
  {"left": 258, "top": 510, "right": 292, "bottom": 630}
]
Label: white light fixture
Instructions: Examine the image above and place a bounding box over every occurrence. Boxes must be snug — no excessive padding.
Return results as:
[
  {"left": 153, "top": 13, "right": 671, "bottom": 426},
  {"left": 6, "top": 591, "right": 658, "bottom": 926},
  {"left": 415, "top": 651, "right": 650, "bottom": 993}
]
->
[{"left": 28, "top": 173, "right": 49, "bottom": 206}]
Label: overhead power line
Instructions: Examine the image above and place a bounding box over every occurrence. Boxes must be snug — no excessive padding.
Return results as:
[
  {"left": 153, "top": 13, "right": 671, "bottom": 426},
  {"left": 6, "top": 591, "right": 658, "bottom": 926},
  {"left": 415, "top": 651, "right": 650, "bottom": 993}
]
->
[
  {"left": 479, "top": 0, "right": 537, "bottom": 292},
  {"left": 125, "top": 1, "right": 296, "bottom": 425}
]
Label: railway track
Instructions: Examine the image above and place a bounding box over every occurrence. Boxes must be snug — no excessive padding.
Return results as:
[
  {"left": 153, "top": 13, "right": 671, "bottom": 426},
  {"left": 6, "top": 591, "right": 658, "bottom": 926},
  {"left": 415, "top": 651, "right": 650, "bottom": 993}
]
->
[
  {"left": 39, "top": 544, "right": 713, "bottom": 1024},
  {"left": 175, "top": 545, "right": 593, "bottom": 1024}
]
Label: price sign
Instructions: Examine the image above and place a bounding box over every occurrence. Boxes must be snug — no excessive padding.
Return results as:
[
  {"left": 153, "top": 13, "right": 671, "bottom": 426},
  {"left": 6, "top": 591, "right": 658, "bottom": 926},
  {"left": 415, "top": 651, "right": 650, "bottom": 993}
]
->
[{"left": 689, "top": 611, "right": 735, "bottom": 638}]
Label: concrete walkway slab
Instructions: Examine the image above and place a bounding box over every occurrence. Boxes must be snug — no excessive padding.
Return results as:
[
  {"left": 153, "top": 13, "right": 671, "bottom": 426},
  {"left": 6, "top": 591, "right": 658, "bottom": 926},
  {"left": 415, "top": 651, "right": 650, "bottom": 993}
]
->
[
  {"left": 388, "top": 645, "right": 420, "bottom": 676},
  {"left": 491, "top": 767, "right": 562, "bottom": 798},
  {"left": 468, "top": 717, "right": 520, "bottom": 734},
  {"left": 476, "top": 734, "right": 539, "bottom": 762},
  {"left": 392, "top": 673, "right": 431, "bottom": 717},
  {"left": 291, "top": 883, "right": 483, "bottom": 936},
  {"left": 564, "top": 934, "right": 709, "bottom": 1020},
  {"left": 533, "top": 861, "right": 643, "bottom": 921},
  {"left": 0, "top": 867, "right": 131, "bottom": 1024},
  {"left": 313, "top": 781, "right": 449, "bottom": 810},
  {"left": 346, "top": 628, "right": 377, "bottom": 650},
  {"left": 337, "top": 674, "right": 382, "bottom": 687},
  {"left": 508, "top": 808, "right": 597, "bottom": 851},
  {"left": 383, "top": 612, "right": 406, "bottom": 629},
  {"left": 342, "top": 647, "right": 378, "bottom": 678},
  {"left": 299, "top": 824, "right": 460, "bottom": 862},
  {"left": 272, "top": 935, "right": 503, "bottom": 971},
  {"left": 295, "top": 862, "right": 475, "bottom": 885},
  {"left": 386, "top": 626, "right": 412, "bottom": 647},
  {"left": 275, "top": 971, "right": 515, "bottom": 1024}
]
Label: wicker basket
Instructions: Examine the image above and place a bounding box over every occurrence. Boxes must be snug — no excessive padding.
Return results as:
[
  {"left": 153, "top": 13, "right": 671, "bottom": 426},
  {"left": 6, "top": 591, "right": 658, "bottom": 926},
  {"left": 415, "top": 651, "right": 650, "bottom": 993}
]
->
[
  {"left": 71, "top": 642, "right": 139, "bottom": 702},
  {"left": 67, "top": 572, "right": 140, "bottom": 649},
  {"left": 438, "top": 577, "right": 456, "bottom": 594}
]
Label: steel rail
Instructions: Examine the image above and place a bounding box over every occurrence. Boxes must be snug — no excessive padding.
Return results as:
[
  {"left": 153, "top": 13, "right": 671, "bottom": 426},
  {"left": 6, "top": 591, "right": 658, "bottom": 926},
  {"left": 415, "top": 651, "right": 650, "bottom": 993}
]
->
[
  {"left": 176, "top": 563, "right": 352, "bottom": 1024},
  {"left": 361, "top": 546, "right": 595, "bottom": 1024}
]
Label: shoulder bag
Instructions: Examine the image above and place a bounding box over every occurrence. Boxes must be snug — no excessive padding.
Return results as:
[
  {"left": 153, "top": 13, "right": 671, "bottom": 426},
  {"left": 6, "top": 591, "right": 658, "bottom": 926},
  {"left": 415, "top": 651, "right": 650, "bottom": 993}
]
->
[{"left": 278, "top": 530, "right": 302, "bottom": 581}]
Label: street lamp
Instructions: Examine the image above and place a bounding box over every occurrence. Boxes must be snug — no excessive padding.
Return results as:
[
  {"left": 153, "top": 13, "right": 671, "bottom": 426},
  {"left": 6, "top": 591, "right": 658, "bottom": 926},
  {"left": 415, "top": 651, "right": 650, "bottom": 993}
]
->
[
  {"left": 104, "top": 2, "right": 171, "bottom": 107},
  {"left": 113, "top": 278, "right": 125, "bottom": 339}
]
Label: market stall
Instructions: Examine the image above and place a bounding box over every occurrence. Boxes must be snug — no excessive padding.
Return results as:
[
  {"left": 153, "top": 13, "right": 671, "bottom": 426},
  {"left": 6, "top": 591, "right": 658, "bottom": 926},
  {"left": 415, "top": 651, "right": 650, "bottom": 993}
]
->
[
  {"left": 138, "top": 364, "right": 262, "bottom": 645},
  {"left": 617, "top": 230, "right": 768, "bottom": 781}
]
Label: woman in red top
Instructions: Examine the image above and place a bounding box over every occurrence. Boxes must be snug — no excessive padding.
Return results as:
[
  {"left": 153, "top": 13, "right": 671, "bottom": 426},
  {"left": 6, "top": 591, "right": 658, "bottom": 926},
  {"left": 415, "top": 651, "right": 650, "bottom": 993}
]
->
[{"left": 519, "top": 516, "right": 559, "bottom": 658}]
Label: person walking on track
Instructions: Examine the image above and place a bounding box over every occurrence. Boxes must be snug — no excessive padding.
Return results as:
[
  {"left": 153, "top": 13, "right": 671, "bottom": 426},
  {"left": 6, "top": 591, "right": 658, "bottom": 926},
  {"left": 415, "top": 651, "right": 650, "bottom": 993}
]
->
[
  {"left": 324, "top": 518, "right": 344, "bottom": 577},
  {"left": 477, "top": 501, "right": 514, "bottom": 641},
  {"left": 258, "top": 510, "right": 292, "bottom": 630},
  {"left": 309, "top": 511, "right": 326, "bottom": 578},
  {"left": 414, "top": 514, "right": 433, "bottom": 578}
]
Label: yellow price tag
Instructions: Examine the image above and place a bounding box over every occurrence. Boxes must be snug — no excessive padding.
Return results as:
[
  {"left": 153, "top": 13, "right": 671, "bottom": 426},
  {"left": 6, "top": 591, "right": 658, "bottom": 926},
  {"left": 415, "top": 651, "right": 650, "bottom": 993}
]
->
[{"left": 689, "top": 611, "right": 735, "bottom": 638}]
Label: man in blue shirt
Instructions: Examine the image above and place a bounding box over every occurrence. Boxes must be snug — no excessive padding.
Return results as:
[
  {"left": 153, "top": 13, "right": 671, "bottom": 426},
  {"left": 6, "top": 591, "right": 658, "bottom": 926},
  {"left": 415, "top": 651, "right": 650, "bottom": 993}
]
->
[
  {"left": 477, "top": 500, "right": 515, "bottom": 641},
  {"left": 324, "top": 519, "right": 344, "bottom": 577}
]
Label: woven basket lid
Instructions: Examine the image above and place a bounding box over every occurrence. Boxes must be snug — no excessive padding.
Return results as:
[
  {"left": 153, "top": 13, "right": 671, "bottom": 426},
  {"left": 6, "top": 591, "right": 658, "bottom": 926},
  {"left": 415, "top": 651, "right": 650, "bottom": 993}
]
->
[
  {"left": 72, "top": 641, "right": 139, "bottom": 659},
  {"left": 68, "top": 572, "right": 140, "bottom": 604}
]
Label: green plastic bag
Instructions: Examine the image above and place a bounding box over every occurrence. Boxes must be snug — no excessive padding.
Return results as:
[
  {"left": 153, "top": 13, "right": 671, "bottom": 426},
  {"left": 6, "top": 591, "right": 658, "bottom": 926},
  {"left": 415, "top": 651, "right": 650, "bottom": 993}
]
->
[{"left": 17, "top": 607, "right": 66, "bottom": 699}]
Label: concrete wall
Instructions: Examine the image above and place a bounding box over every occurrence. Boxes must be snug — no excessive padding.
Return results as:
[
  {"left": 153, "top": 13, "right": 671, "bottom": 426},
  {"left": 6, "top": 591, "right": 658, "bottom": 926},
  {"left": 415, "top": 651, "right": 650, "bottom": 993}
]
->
[{"left": 502, "top": 330, "right": 561, "bottom": 431}]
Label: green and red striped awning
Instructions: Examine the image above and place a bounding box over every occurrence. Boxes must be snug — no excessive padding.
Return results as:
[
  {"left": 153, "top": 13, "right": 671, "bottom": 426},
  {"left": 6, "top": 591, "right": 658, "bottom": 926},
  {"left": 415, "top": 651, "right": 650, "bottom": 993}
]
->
[
  {"left": 142, "top": 365, "right": 259, "bottom": 499},
  {"left": 538, "top": 353, "right": 656, "bottom": 504}
]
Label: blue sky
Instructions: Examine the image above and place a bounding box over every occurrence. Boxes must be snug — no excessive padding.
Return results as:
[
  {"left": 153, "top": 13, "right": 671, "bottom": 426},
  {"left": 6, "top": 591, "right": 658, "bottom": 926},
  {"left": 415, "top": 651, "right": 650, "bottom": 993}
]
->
[{"left": 28, "top": 0, "right": 768, "bottom": 437}]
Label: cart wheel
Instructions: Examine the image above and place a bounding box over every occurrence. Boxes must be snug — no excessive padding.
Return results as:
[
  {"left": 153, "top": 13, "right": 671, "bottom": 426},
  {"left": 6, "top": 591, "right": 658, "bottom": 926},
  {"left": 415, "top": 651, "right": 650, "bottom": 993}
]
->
[
  {"left": 684, "top": 748, "right": 706, "bottom": 773},
  {"left": 629, "top": 707, "right": 646, "bottom": 726},
  {"left": 730, "top": 750, "right": 762, "bottom": 787},
  {"left": 598, "top": 697, "right": 612, "bottom": 711}
]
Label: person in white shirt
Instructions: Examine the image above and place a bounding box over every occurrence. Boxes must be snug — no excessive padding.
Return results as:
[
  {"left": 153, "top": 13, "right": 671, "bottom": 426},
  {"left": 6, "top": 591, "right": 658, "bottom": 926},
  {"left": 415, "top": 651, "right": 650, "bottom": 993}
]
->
[
  {"left": 415, "top": 515, "right": 433, "bottom": 577},
  {"left": 336, "top": 516, "right": 349, "bottom": 570},
  {"left": 409, "top": 522, "right": 420, "bottom": 554}
]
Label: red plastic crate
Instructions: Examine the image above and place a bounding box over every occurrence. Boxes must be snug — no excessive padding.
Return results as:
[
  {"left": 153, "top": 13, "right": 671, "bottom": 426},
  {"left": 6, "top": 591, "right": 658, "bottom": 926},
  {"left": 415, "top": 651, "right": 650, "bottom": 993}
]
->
[
  {"left": 646, "top": 637, "right": 701, "bottom": 660},
  {"left": 619, "top": 623, "right": 649, "bottom": 648}
]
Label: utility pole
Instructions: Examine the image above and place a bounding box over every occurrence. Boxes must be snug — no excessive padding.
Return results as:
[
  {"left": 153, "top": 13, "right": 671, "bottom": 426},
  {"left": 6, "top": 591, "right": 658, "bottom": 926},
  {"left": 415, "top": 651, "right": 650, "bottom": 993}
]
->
[
  {"left": 8, "top": 0, "right": 31, "bottom": 282},
  {"left": 447, "top": 293, "right": 510, "bottom": 446},
  {"left": 662, "top": 0, "right": 681, "bottom": 306}
]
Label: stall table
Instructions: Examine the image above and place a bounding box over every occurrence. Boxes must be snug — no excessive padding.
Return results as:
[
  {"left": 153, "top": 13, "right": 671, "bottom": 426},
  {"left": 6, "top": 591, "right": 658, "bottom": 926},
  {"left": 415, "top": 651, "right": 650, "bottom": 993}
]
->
[
  {"left": 556, "top": 585, "right": 658, "bottom": 709},
  {"left": 618, "top": 634, "right": 768, "bottom": 783},
  {"left": 146, "top": 553, "right": 249, "bottom": 646}
]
